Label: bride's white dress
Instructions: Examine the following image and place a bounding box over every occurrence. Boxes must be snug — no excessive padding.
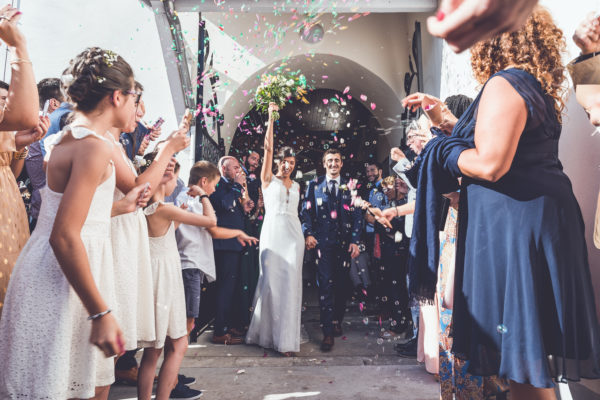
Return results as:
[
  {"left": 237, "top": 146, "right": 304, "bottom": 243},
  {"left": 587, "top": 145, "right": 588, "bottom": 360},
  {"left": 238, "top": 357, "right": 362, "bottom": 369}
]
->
[{"left": 246, "top": 177, "right": 304, "bottom": 353}]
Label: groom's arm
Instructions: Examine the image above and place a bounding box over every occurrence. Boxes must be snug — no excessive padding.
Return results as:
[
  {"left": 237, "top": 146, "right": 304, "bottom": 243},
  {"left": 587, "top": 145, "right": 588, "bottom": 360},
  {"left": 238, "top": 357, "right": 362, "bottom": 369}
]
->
[{"left": 300, "top": 181, "right": 315, "bottom": 238}]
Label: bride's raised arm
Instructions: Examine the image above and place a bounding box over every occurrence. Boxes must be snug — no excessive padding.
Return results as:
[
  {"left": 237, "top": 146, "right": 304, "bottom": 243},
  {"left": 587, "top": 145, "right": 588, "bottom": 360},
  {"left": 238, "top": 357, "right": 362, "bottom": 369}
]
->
[{"left": 261, "top": 102, "right": 279, "bottom": 188}]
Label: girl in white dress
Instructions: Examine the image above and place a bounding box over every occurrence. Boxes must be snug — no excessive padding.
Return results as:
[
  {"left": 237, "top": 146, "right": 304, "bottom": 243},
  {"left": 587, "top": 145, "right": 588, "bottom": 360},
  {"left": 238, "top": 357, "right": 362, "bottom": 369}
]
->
[
  {"left": 0, "top": 48, "right": 149, "bottom": 400},
  {"left": 138, "top": 152, "right": 258, "bottom": 399},
  {"left": 246, "top": 103, "right": 305, "bottom": 355},
  {"left": 104, "top": 109, "right": 189, "bottom": 351}
]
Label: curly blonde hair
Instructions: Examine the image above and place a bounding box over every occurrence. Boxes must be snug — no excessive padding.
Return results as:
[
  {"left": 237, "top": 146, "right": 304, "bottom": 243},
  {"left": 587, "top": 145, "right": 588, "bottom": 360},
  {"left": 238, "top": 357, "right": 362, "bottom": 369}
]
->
[{"left": 470, "top": 6, "right": 566, "bottom": 120}]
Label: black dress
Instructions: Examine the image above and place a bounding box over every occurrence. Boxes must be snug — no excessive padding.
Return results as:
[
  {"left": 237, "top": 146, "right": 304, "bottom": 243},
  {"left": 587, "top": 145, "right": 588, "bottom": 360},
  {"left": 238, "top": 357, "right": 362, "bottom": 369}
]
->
[{"left": 450, "top": 68, "right": 600, "bottom": 388}]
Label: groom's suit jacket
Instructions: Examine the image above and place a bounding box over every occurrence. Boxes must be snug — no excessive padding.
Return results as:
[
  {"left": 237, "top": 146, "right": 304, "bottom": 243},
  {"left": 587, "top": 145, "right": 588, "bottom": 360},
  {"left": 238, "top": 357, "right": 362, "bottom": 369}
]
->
[{"left": 300, "top": 176, "right": 363, "bottom": 249}]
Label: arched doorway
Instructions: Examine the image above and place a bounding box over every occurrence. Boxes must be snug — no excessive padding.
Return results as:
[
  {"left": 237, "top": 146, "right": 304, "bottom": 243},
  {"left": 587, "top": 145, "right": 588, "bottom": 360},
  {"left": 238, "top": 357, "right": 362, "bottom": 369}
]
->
[{"left": 229, "top": 88, "right": 382, "bottom": 181}]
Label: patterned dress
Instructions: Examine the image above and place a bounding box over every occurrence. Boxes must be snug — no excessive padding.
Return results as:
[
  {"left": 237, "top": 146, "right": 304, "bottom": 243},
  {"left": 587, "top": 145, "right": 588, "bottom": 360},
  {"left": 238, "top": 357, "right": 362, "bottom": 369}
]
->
[
  {"left": 0, "top": 131, "right": 29, "bottom": 319},
  {"left": 438, "top": 204, "right": 509, "bottom": 399}
]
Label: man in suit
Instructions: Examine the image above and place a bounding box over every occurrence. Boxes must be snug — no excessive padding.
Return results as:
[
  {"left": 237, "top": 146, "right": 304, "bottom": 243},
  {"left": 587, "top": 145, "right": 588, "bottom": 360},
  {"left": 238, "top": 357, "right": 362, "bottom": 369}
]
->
[
  {"left": 210, "top": 156, "right": 254, "bottom": 344},
  {"left": 569, "top": 12, "right": 600, "bottom": 248},
  {"left": 301, "top": 148, "right": 363, "bottom": 352}
]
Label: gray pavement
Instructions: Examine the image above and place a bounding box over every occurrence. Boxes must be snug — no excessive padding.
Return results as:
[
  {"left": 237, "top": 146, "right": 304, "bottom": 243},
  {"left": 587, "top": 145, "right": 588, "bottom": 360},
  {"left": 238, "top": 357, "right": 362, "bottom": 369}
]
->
[{"left": 108, "top": 294, "right": 440, "bottom": 400}]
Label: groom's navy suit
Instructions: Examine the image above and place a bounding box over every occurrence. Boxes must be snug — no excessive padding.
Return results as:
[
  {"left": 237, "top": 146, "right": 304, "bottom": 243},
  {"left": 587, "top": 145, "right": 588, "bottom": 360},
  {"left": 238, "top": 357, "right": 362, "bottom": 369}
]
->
[{"left": 301, "top": 176, "right": 363, "bottom": 336}]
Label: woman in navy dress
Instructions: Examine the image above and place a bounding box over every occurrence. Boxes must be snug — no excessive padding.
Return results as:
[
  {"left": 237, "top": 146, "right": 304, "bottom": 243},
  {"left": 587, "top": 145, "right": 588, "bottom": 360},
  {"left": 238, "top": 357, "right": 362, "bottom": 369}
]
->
[{"left": 410, "top": 7, "right": 600, "bottom": 399}]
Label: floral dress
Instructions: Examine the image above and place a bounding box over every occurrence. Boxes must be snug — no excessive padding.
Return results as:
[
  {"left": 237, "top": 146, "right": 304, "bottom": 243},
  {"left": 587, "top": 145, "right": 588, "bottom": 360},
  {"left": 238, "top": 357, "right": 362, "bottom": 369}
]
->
[{"left": 438, "top": 204, "right": 509, "bottom": 399}]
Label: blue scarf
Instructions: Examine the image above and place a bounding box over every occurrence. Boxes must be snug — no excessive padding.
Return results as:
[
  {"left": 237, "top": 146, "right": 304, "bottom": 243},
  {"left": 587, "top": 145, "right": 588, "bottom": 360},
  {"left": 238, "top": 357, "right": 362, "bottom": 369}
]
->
[{"left": 407, "top": 129, "right": 472, "bottom": 302}]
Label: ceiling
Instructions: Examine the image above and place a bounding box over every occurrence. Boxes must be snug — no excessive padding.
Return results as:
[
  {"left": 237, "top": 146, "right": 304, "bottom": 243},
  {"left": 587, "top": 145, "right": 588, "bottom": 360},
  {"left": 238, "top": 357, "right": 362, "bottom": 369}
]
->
[{"left": 139, "top": 0, "right": 437, "bottom": 13}]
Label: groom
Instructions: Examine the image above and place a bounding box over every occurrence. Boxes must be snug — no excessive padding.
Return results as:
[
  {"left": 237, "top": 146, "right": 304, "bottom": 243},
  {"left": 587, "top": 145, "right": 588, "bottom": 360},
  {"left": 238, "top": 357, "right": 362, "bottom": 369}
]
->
[{"left": 301, "top": 148, "right": 363, "bottom": 352}]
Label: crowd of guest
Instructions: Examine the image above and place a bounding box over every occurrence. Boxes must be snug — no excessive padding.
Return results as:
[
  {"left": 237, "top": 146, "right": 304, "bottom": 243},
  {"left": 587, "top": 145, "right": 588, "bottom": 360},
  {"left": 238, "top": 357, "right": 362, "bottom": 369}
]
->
[{"left": 0, "top": 2, "right": 600, "bottom": 400}]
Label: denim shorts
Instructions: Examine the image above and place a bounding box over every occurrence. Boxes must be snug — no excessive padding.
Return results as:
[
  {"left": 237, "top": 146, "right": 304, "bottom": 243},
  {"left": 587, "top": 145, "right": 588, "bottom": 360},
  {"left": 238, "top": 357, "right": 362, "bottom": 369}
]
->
[{"left": 182, "top": 269, "right": 204, "bottom": 318}]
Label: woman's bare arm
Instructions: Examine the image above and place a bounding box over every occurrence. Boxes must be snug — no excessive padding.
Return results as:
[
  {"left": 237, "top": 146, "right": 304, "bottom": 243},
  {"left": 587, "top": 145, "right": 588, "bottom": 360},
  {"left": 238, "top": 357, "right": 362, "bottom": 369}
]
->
[{"left": 457, "top": 76, "right": 527, "bottom": 182}]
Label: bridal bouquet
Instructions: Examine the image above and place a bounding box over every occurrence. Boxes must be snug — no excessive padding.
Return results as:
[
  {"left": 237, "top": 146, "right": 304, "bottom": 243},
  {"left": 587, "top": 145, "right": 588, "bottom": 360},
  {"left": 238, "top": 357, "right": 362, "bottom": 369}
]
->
[{"left": 254, "top": 73, "right": 309, "bottom": 121}]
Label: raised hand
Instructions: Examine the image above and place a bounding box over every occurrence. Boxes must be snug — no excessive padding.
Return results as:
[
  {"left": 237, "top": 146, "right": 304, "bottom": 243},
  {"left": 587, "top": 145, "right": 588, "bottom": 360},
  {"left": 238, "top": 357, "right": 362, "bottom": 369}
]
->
[
  {"left": 402, "top": 92, "right": 443, "bottom": 113},
  {"left": 390, "top": 147, "right": 406, "bottom": 162},
  {"left": 0, "top": 5, "right": 25, "bottom": 48},
  {"left": 234, "top": 171, "right": 246, "bottom": 186},
  {"left": 574, "top": 12, "right": 600, "bottom": 55},
  {"left": 268, "top": 102, "right": 280, "bottom": 121},
  {"left": 187, "top": 185, "right": 207, "bottom": 198},
  {"left": 243, "top": 198, "right": 255, "bottom": 214},
  {"left": 427, "top": 0, "right": 538, "bottom": 53},
  {"left": 166, "top": 128, "right": 190, "bottom": 153}
]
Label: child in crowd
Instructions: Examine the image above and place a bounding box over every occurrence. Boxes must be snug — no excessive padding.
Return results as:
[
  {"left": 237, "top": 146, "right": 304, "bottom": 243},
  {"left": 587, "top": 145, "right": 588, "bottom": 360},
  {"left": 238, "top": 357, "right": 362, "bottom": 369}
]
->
[
  {"left": 137, "top": 154, "right": 204, "bottom": 400},
  {"left": 175, "top": 161, "right": 258, "bottom": 336}
]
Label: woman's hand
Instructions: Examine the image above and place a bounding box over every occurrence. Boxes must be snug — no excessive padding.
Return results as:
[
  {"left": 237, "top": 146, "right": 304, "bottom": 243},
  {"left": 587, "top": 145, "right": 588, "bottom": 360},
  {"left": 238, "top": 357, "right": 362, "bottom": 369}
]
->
[
  {"left": 137, "top": 136, "right": 150, "bottom": 156},
  {"left": 402, "top": 92, "right": 443, "bottom": 113},
  {"left": 237, "top": 231, "right": 259, "bottom": 246},
  {"left": 148, "top": 125, "right": 162, "bottom": 141},
  {"left": 574, "top": 12, "right": 600, "bottom": 55},
  {"left": 188, "top": 185, "right": 206, "bottom": 198},
  {"left": 390, "top": 147, "right": 407, "bottom": 162},
  {"left": 113, "top": 183, "right": 151, "bottom": 216},
  {"left": 15, "top": 116, "right": 50, "bottom": 150},
  {"left": 0, "top": 5, "right": 24, "bottom": 49},
  {"left": 268, "top": 102, "right": 279, "bottom": 121},
  {"left": 166, "top": 128, "right": 190, "bottom": 153},
  {"left": 90, "top": 313, "right": 125, "bottom": 357}
]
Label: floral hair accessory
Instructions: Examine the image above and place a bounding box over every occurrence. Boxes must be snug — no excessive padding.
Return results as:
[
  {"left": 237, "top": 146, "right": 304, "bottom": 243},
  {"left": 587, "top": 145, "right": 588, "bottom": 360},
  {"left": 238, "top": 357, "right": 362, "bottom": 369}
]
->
[
  {"left": 96, "top": 77, "right": 106, "bottom": 84},
  {"left": 102, "top": 50, "right": 119, "bottom": 68}
]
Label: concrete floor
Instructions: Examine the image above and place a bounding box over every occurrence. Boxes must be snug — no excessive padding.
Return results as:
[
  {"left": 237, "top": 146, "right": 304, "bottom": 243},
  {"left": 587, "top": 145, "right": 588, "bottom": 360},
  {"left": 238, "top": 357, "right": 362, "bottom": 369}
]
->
[
  {"left": 108, "top": 294, "right": 440, "bottom": 400},
  {"left": 108, "top": 291, "right": 600, "bottom": 400}
]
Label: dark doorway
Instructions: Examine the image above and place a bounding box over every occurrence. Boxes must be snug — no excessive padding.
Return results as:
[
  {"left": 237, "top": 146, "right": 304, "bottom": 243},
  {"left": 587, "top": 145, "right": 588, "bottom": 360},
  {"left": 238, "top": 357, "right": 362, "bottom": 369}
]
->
[{"left": 229, "top": 88, "right": 382, "bottom": 182}]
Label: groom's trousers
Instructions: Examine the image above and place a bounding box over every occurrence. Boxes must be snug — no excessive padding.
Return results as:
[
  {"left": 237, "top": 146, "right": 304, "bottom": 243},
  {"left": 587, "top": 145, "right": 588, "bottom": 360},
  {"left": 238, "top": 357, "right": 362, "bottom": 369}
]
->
[
  {"left": 317, "top": 245, "right": 351, "bottom": 336},
  {"left": 214, "top": 250, "right": 242, "bottom": 336}
]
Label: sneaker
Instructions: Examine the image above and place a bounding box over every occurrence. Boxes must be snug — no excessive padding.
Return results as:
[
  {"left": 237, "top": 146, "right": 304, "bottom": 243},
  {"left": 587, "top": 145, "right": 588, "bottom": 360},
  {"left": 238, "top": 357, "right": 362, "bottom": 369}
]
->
[
  {"left": 170, "top": 381, "right": 203, "bottom": 399},
  {"left": 178, "top": 374, "right": 197, "bottom": 385}
]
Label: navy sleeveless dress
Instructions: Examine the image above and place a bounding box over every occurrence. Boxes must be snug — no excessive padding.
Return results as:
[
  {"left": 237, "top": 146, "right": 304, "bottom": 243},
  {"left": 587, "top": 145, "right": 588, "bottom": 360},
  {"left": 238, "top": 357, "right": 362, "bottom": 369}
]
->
[{"left": 450, "top": 68, "right": 600, "bottom": 388}]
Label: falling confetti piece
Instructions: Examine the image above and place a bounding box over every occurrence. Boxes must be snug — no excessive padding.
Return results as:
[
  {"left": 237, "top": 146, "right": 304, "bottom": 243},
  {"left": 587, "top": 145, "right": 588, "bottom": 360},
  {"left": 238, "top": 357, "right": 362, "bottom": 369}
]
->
[
  {"left": 237, "top": 369, "right": 246, "bottom": 375},
  {"left": 343, "top": 86, "right": 350, "bottom": 94},
  {"left": 360, "top": 94, "right": 367, "bottom": 101},
  {"left": 323, "top": 99, "right": 329, "bottom": 105},
  {"left": 370, "top": 103, "right": 376, "bottom": 110}
]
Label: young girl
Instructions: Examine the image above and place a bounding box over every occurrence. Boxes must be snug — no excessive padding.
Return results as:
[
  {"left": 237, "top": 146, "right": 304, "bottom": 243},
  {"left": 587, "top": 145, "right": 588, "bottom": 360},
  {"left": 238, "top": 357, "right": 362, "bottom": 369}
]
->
[
  {"left": 0, "top": 47, "right": 148, "bottom": 399},
  {"left": 138, "top": 152, "right": 256, "bottom": 400},
  {"left": 104, "top": 99, "right": 189, "bottom": 356}
]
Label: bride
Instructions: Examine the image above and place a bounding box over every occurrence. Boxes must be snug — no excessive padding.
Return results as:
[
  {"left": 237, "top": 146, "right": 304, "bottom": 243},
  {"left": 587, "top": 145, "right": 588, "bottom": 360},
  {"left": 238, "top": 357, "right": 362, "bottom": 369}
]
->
[{"left": 245, "top": 103, "right": 304, "bottom": 355}]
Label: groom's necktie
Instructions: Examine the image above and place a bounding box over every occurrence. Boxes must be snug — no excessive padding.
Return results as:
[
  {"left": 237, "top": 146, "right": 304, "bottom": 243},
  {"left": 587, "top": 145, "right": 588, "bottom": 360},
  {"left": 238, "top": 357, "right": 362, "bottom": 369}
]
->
[{"left": 329, "top": 180, "right": 337, "bottom": 198}]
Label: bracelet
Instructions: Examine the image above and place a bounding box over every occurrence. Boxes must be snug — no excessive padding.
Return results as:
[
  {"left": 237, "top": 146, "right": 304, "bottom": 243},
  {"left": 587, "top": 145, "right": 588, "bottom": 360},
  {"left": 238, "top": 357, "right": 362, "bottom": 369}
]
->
[
  {"left": 14, "top": 146, "right": 28, "bottom": 160},
  {"left": 10, "top": 58, "right": 32, "bottom": 65},
  {"left": 200, "top": 195, "right": 209, "bottom": 200},
  {"left": 87, "top": 309, "right": 112, "bottom": 321}
]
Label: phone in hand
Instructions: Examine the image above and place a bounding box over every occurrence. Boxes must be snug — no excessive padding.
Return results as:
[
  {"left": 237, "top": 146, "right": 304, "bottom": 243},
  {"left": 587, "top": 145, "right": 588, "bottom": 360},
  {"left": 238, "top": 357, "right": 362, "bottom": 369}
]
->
[{"left": 137, "top": 182, "right": 151, "bottom": 210}]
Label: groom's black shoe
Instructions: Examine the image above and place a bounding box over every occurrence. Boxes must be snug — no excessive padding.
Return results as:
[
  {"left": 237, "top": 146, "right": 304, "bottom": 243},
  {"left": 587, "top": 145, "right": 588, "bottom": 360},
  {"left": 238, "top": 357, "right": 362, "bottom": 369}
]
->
[
  {"left": 321, "top": 336, "right": 334, "bottom": 352},
  {"left": 332, "top": 323, "right": 343, "bottom": 338}
]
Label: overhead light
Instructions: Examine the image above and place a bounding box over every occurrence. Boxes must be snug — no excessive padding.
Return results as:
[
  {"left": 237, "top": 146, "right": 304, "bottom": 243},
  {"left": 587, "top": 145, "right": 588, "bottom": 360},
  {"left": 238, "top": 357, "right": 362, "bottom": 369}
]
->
[{"left": 300, "top": 23, "right": 324, "bottom": 44}]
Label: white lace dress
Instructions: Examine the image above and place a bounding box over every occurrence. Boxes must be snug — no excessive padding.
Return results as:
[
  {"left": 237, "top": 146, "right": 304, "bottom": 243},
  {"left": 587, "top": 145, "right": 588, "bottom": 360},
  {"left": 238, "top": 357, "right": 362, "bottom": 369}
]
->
[
  {"left": 0, "top": 126, "right": 117, "bottom": 399},
  {"left": 246, "top": 178, "right": 304, "bottom": 353},
  {"left": 139, "top": 202, "right": 187, "bottom": 349},
  {"left": 110, "top": 143, "right": 155, "bottom": 349}
]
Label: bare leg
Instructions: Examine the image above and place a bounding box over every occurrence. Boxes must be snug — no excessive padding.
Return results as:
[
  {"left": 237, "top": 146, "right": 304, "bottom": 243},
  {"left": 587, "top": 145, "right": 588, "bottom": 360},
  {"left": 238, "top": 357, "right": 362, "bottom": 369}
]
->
[
  {"left": 155, "top": 336, "right": 188, "bottom": 400},
  {"left": 138, "top": 348, "right": 162, "bottom": 400},
  {"left": 186, "top": 317, "right": 195, "bottom": 335},
  {"left": 89, "top": 385, "right": 110, "bottom": 400},
  {"left": 510, "top": 380, "right": 557, "bottom": 400}
]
